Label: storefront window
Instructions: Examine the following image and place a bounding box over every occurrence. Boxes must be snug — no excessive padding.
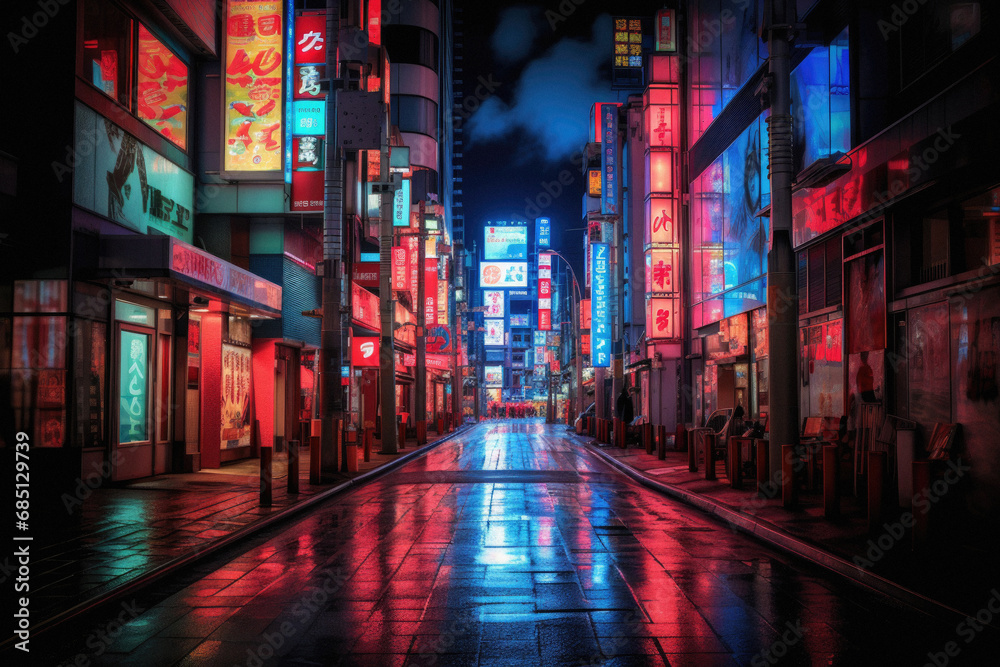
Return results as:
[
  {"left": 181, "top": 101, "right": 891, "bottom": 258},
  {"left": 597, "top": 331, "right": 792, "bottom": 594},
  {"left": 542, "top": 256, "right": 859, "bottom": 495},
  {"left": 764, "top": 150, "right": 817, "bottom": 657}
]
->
[
  {"left": 119, "top": 330, "right": 149, "bottom": 443},
  {"left": 137, "top": 25, "right": 189, "bottom": 148},
  {"left": 790, "top": 27, "right": 851, "bottom": 174},
  {"left": 81, "top": 0, "right": 133, "bottom": 106},
  {"left": 74, "top": 321, "right": 107, "bottom": 447},
  {"left": 800, "top": 320, "right": 844, "bottom": 418}
]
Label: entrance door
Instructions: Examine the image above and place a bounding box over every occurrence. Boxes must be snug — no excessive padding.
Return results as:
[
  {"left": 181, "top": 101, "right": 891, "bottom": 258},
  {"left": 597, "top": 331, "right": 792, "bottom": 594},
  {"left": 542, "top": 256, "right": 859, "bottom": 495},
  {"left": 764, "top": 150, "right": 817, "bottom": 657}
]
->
[{"left": 114, "top": 324, "right": 154, "bottom": 481}]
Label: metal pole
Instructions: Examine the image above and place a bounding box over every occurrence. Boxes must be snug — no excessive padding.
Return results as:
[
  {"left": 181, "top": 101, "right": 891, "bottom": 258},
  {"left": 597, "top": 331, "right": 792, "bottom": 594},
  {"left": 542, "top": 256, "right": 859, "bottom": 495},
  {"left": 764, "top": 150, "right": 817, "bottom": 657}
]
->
[
  {"left": 416, "top": 233, "right": 427, "bottom": 443},
  {"left": 766, "top": 0, "right": 799, "bottom": 477},
  {"left": 378, "top": 156, "right": 398, "bottom": 454},
  {"left": 320, "top": 6, "right": 344, "bottom": 477}
]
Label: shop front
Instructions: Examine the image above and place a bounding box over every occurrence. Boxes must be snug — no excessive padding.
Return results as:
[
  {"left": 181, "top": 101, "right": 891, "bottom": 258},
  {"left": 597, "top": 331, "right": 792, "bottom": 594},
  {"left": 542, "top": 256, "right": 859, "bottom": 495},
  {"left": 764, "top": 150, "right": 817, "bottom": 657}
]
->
[
  {"left": 98, "top": 235, "right": 281, "bottom": 479},
  {"left": 700, "top": 313, "right": 751, "bottom": 420}
]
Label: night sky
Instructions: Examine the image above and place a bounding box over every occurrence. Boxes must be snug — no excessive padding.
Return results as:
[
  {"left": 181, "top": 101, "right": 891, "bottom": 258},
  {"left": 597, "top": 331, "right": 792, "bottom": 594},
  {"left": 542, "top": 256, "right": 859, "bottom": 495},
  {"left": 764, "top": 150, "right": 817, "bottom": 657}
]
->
[{"left": 458, "top": 1, "right": 654, "bottom": 280}]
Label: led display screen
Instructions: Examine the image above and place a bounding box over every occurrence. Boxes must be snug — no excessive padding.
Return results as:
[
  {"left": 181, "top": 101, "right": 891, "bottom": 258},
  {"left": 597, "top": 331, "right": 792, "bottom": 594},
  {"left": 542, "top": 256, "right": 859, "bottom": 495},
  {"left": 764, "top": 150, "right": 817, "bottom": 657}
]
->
[
  {"left": 484, "top": 226, "right": 528, "bottom": 260},
  {"left": 480, "top": 262, "right": 528, "bottom": 288}
]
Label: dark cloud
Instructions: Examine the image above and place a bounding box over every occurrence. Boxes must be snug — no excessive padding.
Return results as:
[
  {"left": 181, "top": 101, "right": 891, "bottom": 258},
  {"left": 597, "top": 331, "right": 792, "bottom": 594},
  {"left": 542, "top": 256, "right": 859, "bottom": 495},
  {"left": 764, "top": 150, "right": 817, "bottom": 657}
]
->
[
  {"left": 491, "top": 6, "right": 540, "bottom": 64},
  {"left": 468, "top": 14, "right": 613, "bottom": 163}
]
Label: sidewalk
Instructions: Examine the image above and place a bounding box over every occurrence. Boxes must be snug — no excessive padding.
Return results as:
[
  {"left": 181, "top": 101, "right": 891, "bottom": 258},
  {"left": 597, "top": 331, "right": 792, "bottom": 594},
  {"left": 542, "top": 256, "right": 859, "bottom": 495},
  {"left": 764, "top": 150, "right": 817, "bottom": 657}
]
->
[
  {"left": 19, "top": 425, "right": 470, "bottom": 643},
  {"left": 577, "top": 431, "right": 1000, "bottom": 630}
]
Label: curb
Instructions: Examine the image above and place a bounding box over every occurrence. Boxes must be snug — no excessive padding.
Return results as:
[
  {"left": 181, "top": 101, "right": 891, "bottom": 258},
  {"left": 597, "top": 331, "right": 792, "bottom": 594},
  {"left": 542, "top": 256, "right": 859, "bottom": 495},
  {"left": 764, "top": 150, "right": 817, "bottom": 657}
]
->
[
  {"left": 24, "top": 425, "right": 474, "bottom": 644},
  {"left": 581, "top": 439, "right": 980, "bottom": 629}
]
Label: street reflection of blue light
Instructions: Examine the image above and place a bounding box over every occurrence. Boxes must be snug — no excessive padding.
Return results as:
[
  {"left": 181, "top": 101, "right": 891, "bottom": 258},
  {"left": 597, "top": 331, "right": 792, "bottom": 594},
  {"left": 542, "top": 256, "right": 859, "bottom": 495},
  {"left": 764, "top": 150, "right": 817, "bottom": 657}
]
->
[{"left": 476, "top": 547, "right": 530, "bottom": 565}]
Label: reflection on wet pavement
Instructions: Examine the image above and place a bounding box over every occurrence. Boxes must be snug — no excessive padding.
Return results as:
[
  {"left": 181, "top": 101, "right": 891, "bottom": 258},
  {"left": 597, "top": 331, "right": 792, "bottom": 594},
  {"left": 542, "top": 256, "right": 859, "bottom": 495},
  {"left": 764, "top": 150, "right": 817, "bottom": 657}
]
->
[{"left": 53, "top": 421, "right": 982, "bottom": 666}]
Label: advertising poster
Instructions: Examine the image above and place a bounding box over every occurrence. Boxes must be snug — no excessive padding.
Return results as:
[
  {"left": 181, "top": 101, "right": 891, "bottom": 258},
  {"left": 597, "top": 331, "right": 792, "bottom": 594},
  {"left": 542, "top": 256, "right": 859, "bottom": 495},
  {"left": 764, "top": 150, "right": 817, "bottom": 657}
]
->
[
  {"left": 221, "top": 344, "right": 252, "bottom": 448},
  {"left": 427, "top": 325, "right": 452, "bottom": 354},
  {"left": 485, "top": 366, "right": 503, "bottom": 386},
  {"left": 393, "top": 178, "right": 411, "bottom": 226},
  {"left": 137, "top": 25, "right": 188, "bottom": 148},
  {"left": 224, "top": 0, "right": 284, "bottom": 173},
  {"left": 480, "top": 261, "right": 528, "bottom": 288},
  {"left": 73, "top": 104, "right": 194, "bottom": 244},
  {"left": 591, "top": 242, "right": 610, "bottom": 366},
  {"left": 484, "top": 319, "right": 505, "bottom": 346},
  {"left": 351, "top": 282, "right": 380, "bottom": 331},
  {"left": 484, "top": 290, "right": 505, "bottom": 317},
  {"left": 484, "top": 226, "right": 528, "bottom": 260},
  {"left": 537, "top": 218, "right": 551, "bottom": 247}
]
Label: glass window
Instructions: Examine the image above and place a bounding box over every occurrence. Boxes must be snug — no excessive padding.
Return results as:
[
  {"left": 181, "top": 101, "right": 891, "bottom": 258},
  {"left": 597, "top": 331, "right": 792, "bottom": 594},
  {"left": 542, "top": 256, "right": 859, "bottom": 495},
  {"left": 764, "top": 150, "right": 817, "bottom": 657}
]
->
[
  {"left": 391, "top": 95, "right": 438, "bottom": 139},
  {"left": 74, "top": 321, "right": 107, "bottom": 447},
  {"left": 115, "top": 300, "right": 156, "bottom": 327},
  {"left": 790, "top": 27, "right": 851, "bottom": 174},
  {"left": 81, "top": 0, "right": 133, "bottom": 107},
  {"left": 137, "top": 25, "right": 188, "bottom": 149},
  {"left": 898, "top": 2, "right": 982, "bottom": 87}
]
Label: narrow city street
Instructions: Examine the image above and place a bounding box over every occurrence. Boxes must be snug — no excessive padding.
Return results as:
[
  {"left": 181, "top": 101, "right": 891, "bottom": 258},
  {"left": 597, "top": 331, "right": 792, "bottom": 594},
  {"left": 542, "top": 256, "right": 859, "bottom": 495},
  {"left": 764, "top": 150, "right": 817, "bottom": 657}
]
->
[{"left": 46, "top": 422, "right": 980, "bottom": 667}]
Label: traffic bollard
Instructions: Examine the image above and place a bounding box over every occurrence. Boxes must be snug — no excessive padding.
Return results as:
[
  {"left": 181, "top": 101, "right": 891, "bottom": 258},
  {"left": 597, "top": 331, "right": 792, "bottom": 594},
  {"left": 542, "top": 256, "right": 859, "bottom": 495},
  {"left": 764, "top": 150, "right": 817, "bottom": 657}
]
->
[
  {"left": 688, "top": 431, "right": 698, "bottom": 472},
  {"left": 657, "top": 424, "right": 667, "bottom": 460},
  {"left": 260, "top": 446, "right": 273, "bottom": 507},
  {"left": 823, "top": 445, "right": 839, "bottom": 517},
  {"left": 782, "top": 444, "right": 797, "bottom": 507},
  {"left": 644, "top": 423, "right": 653, "bottom": 455},
  {"left": 309, "top": 435, "right": 321, "bottom": 484},
  {"left": 756, "top": 439, "right": 770, "bottom": 498},
  {"left": 363, "top": 427, "right": 373, "bottom": 462},
  {"left": 868, "top": 451, "right": 886, "bottom": 534},
  {"left": 705, "top": 434, "right": 717, "bottom": 480},
  {"left": 287, "top": 439, "right": 299, "bottom": 494}
]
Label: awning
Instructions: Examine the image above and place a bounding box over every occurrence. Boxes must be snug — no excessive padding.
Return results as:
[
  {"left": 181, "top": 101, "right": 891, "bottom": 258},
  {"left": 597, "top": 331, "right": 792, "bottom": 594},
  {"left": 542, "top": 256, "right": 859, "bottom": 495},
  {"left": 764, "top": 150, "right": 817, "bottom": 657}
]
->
[{"left": 98, "top": 235, "right": 282, "bottom": 318}]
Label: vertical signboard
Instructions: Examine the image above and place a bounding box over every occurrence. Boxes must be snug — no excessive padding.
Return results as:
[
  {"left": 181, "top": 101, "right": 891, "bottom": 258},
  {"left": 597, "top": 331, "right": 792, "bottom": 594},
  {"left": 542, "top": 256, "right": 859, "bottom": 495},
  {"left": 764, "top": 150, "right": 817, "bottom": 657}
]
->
[
  {"left": 424, "top": 258, "right": 438, "bottom": 326},
  {"left": 391, "top": 246, "right": 409, "bottom": 291},
  {"left": 224, "top": 0, "right": 284, "bottom": 174},
  {"left": 119, "top": 331, "right": 148, "bottom": 443},
  {"left": 483, "top": 290, "right": 505, "bottom": 318},
  {"left": 537, "top": 217, "right": 551, "bottom": 248},
  {"left": 538, "top": 253, "right": 552, "bottom": 331},
  {"left": 290, "top": 136, "right": 324, "bottom": 211},
  {"left": 405, "top": 234, "right": 419, "bottom": 302},
  {"left": 393, "top": 178, "right": 411, "bottom": 226},
  {"left": 591, "top": 243, "right": 610, "bottom": 367},
  {"left": 601, "top": 103, "right": 618, "bottom": 215}
]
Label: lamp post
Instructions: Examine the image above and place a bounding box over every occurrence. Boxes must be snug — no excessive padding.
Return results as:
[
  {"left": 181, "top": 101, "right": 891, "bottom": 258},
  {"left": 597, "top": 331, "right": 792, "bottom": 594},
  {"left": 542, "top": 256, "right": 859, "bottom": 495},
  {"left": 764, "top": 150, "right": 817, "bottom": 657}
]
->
[{"left": 541, "top": 250, "right": 583, "bottom": 423}]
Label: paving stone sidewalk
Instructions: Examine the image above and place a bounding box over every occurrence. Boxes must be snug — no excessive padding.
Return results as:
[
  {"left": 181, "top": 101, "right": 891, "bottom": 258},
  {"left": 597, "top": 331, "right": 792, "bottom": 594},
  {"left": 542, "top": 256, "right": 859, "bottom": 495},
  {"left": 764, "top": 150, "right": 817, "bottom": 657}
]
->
[
  {"left": 21, "top": 427, "right": 467, "bottom": 637},
  {"left": 580, "top": 431, "right": 1000, "bottom": 623}
]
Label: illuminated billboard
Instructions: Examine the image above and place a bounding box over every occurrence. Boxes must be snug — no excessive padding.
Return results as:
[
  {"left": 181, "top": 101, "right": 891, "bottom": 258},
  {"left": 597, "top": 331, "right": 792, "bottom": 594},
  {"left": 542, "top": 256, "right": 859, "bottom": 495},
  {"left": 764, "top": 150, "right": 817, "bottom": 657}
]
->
[
  {"left": 484, "top": 366, "right": 503, "bottom": 387},
  {"left": 484, "top": 226, "right": 527, "bottom": 260},
  {"left": 224, "top": 0, "right": 284, "bottom": 174},
  {"left": 537, "top": 218, "right": 551, "bottom": 247},
  {"left": 484, "top": 319, "right": 505, "bottom": 346},
  {"left": 480, "top": 261, "right": 528, "bottom": 288}
]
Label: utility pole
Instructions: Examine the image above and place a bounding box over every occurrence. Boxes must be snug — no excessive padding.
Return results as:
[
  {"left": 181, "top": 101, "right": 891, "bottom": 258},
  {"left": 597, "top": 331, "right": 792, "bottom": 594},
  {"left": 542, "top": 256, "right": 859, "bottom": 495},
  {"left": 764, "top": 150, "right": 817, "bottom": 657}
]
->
[
  {"left": 416, "top": 232, "right": 427, "bottom": 443},
  {"left": 319, "top": 6, "right": 343, "bottom": 477},
  {"left": 378, "top": 151, "right": 398, "bottom": 454},
  {"left": 765, "top": 0, "right": 799, "bottom": 477}
]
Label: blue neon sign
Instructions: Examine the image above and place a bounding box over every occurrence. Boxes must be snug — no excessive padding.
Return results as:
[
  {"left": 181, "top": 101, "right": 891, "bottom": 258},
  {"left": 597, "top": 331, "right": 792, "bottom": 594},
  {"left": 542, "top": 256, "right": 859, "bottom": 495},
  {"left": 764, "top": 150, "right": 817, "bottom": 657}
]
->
[{"left": 591, "top": 242, "right": 610, "bottom": 367}]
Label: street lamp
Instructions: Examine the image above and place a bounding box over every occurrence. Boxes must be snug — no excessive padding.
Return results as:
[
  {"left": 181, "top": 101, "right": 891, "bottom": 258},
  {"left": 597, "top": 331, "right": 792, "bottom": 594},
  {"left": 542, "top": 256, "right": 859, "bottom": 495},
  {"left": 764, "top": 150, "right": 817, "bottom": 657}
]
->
[{"left": 542, "top": 250, "right": 583, "bottom": 424}]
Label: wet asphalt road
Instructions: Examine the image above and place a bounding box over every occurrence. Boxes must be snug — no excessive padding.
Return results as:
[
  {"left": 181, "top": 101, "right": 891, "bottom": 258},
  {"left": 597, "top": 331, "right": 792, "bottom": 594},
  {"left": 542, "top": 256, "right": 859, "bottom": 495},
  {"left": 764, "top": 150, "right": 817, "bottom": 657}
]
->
[{"left": 49, "top": 421, "right": 994, "bottom": 666}]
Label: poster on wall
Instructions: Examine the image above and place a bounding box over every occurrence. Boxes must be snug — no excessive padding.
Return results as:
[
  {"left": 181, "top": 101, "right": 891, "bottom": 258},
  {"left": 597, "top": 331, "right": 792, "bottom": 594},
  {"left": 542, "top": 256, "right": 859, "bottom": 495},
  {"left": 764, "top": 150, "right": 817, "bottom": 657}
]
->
[
  {"left": 484, "top": 319, "right": 505, "bottom": 346},
  {"left": 483, "top": 290, "right": 505, "bottom": 317},
  {"left": 223, "top": 0, "right": 284, "bottom": 174},
  {"left": 221, "top": 344, "right": 252, "bottom": 448}
]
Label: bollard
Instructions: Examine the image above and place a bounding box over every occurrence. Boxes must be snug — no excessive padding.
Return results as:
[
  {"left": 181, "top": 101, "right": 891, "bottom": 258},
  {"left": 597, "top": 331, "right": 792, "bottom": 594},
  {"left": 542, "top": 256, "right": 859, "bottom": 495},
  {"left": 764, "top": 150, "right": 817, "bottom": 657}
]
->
[
  {"left": 644, "top": 423, "right": 654, "bottom": 455},
  {"left": 657, "top": 424, "right": 667, "bottom": 460},
  {"left": 705, "top": 433, "right": 717, "bottom": 480},
  {"left": 309, "top": 435, "right": 321, "bottom": 484},
  {"left": 260, "top": 446, "right": 273, "bottom": 507},
  {"left": 300, "top": 421, "right": 310, "bottom": 450},
  {"left": 417, "top": 420, "right": 427, "bottom": 445},
  {"left": 868, "top": 451, "right": 886, "bottom": 534},
  {"left": 363, "top": 427, "right": 373, "bottom": 462},
  {"left": 287, "top": 439, "right": 300, "bottom": 494},
  {"left": 912, "top": 461, "right": 931, "bottom": 549},
  {"left": 728, "top": 438, "right": 743, "bottom": 489},
  {"left": 823, "top": 445, "right": 839, "bottom": 517},
  {"left": 438, "top": 417, "right": 444, "bottom": 434},
  {"left": 345, "top": 427, "right": 359, "bottom": 473},
  {"left": 676, "top": 423, "right": 687, "bottom": 452},
  {"left": 781, "top": 445, "right": 797, "bottom": 507},
  {"left": 688, "top": 430, "right": 698, "bottom": 472},
  {"left": 756, "top": 439, "right": 770, "bottom": 498},
  {"left": 399, "top": 420, "right": 407, "bottom": 450},
  {"left": 617, "top": 420, "right": 626, "bottom": 448}
]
